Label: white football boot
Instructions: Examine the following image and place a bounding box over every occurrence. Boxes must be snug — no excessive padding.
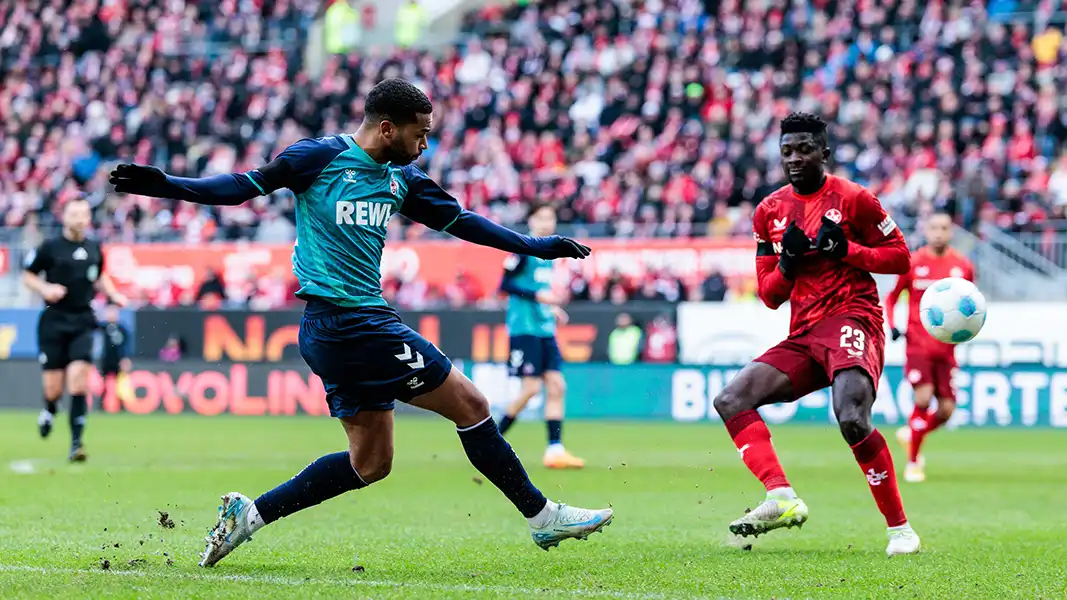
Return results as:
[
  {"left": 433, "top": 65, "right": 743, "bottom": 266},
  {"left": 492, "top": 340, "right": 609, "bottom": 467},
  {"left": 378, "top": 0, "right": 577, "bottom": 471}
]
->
[
  {"left": 729, "top": 496, "right": 808, "bottom": 538},
  {"left": 529, "top": 503, "right": 613, "bottom": 550},
  {"left": 886, "top": 524, "right": 921, "bottom": 557},
  {"left": 200, "top": 492, "right": 256, "bottom": 567}
]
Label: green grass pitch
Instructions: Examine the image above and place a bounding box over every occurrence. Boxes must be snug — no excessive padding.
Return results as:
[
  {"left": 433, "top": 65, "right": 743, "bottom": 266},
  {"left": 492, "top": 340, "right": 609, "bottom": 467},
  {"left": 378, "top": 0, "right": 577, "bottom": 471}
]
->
[{"left": 0, "top": 413, "right": 1064, "bottom": 599}]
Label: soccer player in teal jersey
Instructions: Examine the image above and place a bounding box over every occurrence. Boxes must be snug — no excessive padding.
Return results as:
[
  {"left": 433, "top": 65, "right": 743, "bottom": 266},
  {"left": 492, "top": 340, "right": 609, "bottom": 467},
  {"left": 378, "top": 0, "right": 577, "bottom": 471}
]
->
[
  {"left": 496, "top": 204, "right": 585, "bottom": 469},
  {"left": 110, "top": 79, "right": 613, "bottom": 567}
]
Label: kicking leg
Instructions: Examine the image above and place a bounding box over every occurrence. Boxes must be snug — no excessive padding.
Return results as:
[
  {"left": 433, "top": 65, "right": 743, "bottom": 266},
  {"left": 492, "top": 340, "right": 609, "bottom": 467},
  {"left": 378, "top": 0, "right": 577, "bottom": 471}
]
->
[
  {"left": 66, "top": 360, "right": 91, "bottom": 462},
  {"left": 411, "top": 367, "right": 612, "bottom": 550},
  {"left": 38, "top": 370, "right": 64, "bottom": 439},
  {"left": 199, "top": 410, "right": 393, "bottom": 567},
  {"left": 833, "top": 368, "right": 919, "bottom": 556},
  {"left": 497, "top": 377, "right": 541, "bottom": 435},
  {"left": 713, "top": 361, "right": 807, "bottom": 538},
  {"left": 542, "top": 370, "right": 583, "bottom": 469}
]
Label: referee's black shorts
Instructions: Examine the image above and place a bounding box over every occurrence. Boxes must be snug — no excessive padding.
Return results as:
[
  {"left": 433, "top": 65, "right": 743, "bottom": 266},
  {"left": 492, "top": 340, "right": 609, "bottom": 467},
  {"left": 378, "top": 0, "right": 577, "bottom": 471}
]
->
[{"left": 37, "top": 308, "right": 95, "bottom": 371}]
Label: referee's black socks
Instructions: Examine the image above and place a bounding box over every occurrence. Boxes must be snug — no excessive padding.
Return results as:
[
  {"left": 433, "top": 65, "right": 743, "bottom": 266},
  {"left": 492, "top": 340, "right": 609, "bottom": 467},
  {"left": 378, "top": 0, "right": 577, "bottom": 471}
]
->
[
  {"left": 69, "top": 394, "right": 87, "bottom": 447},
  {"left": 44, "top": 395, "right": 58, "bottom": 415}
]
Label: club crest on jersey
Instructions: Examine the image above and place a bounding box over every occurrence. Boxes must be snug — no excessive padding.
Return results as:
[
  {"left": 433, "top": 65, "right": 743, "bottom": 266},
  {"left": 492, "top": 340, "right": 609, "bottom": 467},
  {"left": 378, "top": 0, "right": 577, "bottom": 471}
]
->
[
  {"left": 824, "top": 209, "right": 842, "bottom": 224},
  {"left": 916, "top": 266, "right": 930, "bottom": 276},
  {"left": 950, "top": 267, "right": 964, "bottom": 278},
  {"left": 73, "top": 247, "right": 88, "bottom": 260},
  {"left": 389, "top": 173, "right": 400, "bottom": 198}
]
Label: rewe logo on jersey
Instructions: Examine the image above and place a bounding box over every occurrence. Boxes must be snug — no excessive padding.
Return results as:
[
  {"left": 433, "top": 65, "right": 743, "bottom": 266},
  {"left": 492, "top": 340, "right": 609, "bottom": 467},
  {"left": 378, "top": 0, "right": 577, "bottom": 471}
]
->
[{"left": 336, "top": 200, "right": 392, "bottom": 227}]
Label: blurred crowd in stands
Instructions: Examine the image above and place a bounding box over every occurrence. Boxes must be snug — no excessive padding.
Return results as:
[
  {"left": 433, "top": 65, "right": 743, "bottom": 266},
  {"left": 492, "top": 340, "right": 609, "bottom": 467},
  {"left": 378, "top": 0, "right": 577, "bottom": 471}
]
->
[
  {"left": 3, "top": 0, "right": 1067, "bottom": 248},
  {"left": 3, "top": 0, "right": 1067, "bottom": 307}
]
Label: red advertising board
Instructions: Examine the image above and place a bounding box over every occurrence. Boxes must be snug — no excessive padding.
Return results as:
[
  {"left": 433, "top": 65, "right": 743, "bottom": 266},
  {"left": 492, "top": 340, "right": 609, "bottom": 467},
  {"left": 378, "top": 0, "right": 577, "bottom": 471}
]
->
[
  {"left": 0, "top": 247, "right": 8, "bottom": 275},
  {"left": 104, "top": 238, "right": 757, "bottom": 300}
]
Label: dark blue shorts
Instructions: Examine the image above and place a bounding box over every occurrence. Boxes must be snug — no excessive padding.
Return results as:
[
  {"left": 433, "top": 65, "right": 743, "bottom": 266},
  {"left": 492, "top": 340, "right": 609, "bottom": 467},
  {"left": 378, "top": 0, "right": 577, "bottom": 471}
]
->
[
  {"left": 507, "top": 335, "right": 563, "bottom": 377},
  {"left": 299, "top": 300, "right": 452, "bottom": 418}
]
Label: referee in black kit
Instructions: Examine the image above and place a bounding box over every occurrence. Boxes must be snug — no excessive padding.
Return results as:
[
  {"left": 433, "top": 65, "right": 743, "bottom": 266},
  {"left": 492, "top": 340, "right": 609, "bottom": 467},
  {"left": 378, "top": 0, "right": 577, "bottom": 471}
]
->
[{"left": 22, "top": 198, "right": 127, "bottom": 462}]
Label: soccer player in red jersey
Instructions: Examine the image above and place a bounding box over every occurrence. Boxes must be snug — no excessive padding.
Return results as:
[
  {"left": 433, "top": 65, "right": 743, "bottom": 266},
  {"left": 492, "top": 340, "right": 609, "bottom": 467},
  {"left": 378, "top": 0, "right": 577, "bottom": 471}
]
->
[
  {"left": 884, "top": 212, "right": 975, "bottom": 483},
  {"left": 713, "top": 113, "right": 920, "bottom": 556}
]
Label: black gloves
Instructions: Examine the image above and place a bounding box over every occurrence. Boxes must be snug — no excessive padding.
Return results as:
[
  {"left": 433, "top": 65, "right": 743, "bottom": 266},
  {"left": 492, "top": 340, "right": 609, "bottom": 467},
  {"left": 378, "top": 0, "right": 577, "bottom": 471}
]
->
[
  {"left": 891, "top": 328, "right": 903, "bottom": 341},
  {"left": 532, "top": 236, "right": 592, "bottom": 260},
  {"left": 779, "top": 222, "right": 813, "bottom": 279},
  {"left": 109, "top": 164, "right": 179, "bottom": 198},
  {"left": 815, "top": 216, "right": 848, "bottom": 259}
]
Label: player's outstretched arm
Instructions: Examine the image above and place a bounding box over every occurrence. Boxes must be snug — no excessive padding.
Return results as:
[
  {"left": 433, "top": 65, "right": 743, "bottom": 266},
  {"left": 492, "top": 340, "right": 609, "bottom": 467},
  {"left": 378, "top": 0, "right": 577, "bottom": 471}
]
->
[
  {"left": 400, "top": 166, "right": 590, "bottom": 261},
  {"left": 109, "top": 138, "right": 343, "bottom": 205},
  {"left": 109, "top": 164, "right": 269, "bottom": 205}
]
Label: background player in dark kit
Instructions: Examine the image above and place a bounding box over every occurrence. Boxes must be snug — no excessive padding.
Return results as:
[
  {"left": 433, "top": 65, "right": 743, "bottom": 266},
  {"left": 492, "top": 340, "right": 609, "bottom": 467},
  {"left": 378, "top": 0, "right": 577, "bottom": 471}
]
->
[
  {"left": 98, "top": 304, "right": 133, "bottom": 405},
  {"left": 22, "top": 198, "right": 127, "bottom": 461}
]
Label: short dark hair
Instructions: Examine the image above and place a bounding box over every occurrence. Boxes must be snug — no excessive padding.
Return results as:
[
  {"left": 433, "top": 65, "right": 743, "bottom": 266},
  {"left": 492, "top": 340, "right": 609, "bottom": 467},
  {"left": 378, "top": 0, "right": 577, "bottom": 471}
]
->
[
  {"left": 528, "top": 202, "right": 556, "bottom": 218},
  {"left": 365, "top": 78, "right": 433, "bottom": 125},
  {"left": 781, "top": 112, "right": 828, "bottom": 147}
]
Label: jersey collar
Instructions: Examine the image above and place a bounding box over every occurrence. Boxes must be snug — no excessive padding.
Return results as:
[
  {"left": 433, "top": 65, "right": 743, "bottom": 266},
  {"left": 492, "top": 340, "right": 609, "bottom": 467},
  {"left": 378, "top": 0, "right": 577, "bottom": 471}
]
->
[{"left": 342, "top": 135, "right": 393, "bottom": 171}]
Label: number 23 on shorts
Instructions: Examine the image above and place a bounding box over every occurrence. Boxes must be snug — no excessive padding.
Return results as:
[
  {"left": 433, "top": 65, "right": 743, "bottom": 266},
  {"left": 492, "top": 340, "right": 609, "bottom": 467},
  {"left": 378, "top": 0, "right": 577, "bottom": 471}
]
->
[{"left": 839, "top": 325, "right": 866, "bottom": 358}]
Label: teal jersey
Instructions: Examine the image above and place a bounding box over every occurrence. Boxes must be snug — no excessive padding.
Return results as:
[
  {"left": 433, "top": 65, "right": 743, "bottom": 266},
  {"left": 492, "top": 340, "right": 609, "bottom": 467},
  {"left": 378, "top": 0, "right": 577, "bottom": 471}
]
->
[
  {"left": 258, "top": 135, "right": 463, "bottom": 307},
  {"left": 500, "top": 253, "right": 556, "bottom": 337}
]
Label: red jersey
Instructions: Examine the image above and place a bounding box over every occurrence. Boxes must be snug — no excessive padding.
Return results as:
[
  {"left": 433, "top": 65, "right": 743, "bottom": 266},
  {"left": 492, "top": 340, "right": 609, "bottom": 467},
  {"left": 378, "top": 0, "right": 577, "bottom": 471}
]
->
[
  {"left": 753, "top": 175, "right": 911, "bottom": 338},
  {"left": 885, "top": 246, "right": 975, "bottom": 359}
]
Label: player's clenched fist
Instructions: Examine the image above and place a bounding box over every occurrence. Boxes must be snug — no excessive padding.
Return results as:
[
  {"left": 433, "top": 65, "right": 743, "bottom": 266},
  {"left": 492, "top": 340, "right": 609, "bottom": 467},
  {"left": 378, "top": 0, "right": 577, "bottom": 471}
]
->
[
  {"left": 815, "top": 216, "right": 848, "bottom": 259},
  {"left": 779, "top": 222, "right": 812, "bottom": 279}
]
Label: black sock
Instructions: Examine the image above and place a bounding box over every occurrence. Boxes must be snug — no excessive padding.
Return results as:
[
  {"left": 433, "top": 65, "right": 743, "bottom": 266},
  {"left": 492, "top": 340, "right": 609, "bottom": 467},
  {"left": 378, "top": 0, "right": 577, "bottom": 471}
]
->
[
  {"left": 547, "top": 419, "right": 562, "bottom": 446},
  {"left": 497, "top": 414, "right": 516, "bottom": 435},
  {"left": 69, "top": 394, "right": 87, "bottom": 447},
  {"left": 44, "top": 396, "right": 58, "bottom": 415},
  {"left": 458, "top": 417, "right": 547, "bottom": 518},
  {"left": 255, "top": 451, "right": 368, "bottom": 525}
]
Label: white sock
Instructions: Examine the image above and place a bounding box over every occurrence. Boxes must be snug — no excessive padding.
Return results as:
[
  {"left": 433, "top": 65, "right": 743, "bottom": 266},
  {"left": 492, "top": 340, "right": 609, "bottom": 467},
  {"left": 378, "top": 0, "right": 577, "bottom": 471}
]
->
[
  {"left": 527, "top": 500, "right": 559, "bottom": 527},
  {"left": 767, "top": 486, "right": 798, "bottom": 500},
  {"left": 888, "top": 522, "right": 911, "bottom": 532},
  {"left": 246, "top": 502, "right": 266, "bottom": 534},
  {"left": 545, "top": 443, "right": 565, "bottom": 456}
]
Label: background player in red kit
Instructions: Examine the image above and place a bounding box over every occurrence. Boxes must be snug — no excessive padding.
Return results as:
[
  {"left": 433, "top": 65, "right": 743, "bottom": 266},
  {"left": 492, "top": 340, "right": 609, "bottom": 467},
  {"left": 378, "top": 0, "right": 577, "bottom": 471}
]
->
[
  {"left": 712, "top": 113, "right": 920, "bottom": 556},
  {"left": 884, "top": 213, "right": 975, "bottom": 483}
]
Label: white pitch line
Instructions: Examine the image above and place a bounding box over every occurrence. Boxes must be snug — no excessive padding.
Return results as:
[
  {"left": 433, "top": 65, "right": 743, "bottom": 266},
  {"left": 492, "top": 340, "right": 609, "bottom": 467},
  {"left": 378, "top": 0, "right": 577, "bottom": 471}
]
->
[
  {"left": 8, "top": 460, "right": 38, "bottom": 474},
  {"left": 0, "top": 564, "right": 683, "bottom": 600}
]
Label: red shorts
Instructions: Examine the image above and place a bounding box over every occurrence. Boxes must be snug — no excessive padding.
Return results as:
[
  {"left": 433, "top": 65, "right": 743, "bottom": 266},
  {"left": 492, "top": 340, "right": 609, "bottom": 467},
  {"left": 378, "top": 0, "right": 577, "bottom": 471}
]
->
[
  {"left": 755, "top": 315, "right": 885, "bottom": 400},
  {"left": 904, "top": 352, "right": 957, "bottom": 401}
]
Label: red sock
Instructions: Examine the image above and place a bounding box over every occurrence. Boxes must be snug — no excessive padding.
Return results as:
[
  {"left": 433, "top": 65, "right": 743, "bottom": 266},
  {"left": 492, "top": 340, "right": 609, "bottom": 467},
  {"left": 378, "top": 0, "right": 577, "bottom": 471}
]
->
[
  {"left": 910, "top": 411, "right": 947, "bottom": 462},
  {"left": 851, "top": 430, "right": 907, "bottom": 527},
  {"left": 907, "top": 405, "right": 930, "bottom": 463},
  {"left": 724, "top": 410, "right": 790, "bottom": 492}
]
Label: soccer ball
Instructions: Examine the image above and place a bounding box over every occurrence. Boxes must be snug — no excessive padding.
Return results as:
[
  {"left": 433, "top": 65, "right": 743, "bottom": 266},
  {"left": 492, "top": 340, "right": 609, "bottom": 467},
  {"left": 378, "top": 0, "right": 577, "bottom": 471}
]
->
[{"left": 919, "top": 277, "right": 987, "bottom": 344}]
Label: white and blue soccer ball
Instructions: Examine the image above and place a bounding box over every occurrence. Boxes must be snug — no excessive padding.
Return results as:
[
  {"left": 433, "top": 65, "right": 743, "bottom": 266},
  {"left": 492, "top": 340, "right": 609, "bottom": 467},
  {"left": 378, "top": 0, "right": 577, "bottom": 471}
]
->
[{"left": 919, "top": 277, "right": 987, "bottom": 344}]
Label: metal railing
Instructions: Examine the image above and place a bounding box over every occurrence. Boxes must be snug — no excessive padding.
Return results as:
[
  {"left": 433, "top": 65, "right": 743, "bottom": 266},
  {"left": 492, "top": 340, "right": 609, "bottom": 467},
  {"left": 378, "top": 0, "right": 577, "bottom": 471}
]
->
[
  {"left": 955, "top": 226, "right": 1067, "bottom": 301},
  {"left": 1011, "top": 231, "right": 1067, "bottom": 270}
]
